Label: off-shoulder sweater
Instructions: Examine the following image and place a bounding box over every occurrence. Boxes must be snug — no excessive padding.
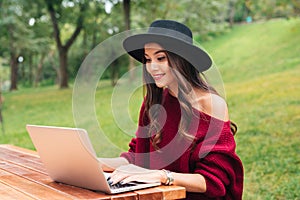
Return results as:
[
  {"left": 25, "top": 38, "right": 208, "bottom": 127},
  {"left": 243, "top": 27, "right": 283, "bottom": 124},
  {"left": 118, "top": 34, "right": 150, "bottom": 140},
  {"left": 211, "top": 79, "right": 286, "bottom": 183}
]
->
[{"left": 121, "top": 90, "right": 244, "bottom": 199}]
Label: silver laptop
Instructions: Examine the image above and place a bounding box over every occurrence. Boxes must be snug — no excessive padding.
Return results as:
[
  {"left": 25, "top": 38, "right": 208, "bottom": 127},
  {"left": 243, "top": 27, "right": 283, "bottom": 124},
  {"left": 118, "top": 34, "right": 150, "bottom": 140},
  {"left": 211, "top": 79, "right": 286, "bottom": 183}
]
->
[{"left": 26, "top": 124, "right": 160, "bottom": 194}]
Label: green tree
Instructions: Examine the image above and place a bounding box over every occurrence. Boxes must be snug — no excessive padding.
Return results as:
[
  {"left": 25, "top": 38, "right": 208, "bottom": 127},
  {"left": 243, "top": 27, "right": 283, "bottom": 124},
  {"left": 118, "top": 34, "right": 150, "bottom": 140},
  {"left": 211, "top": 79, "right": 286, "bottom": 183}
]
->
[
  {"left": 243, "top": 0, "right": 300, "bottom": 20},
  {"left": 0, "top": 0, "right": 39, "bottom": 90},
  {"left": 123, "top": 0, "right": 135, "bottom": 81},
  {"left": 44, "top": 0, "right": 88, "bottom": 88},
  {"left": 0, "top": 0, "right": 54, "bottom": 90},
  {"left": 130, "top": 0, "right": 230, "bottom": 40}
]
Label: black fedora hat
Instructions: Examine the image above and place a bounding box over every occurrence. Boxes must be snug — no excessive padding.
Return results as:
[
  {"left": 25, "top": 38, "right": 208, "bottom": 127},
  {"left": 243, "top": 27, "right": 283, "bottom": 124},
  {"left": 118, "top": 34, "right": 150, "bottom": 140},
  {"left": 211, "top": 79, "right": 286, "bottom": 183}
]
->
[{"left": 123, "top": 20, "right": 212, "bottom": 72}]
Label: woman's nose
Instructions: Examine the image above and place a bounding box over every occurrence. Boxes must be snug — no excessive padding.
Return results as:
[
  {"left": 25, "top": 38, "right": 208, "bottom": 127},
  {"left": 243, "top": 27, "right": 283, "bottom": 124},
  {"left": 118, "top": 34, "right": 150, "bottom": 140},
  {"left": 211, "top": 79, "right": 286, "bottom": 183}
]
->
[{"left": 149, "top": 62, "right": 159, "bottom": 71}]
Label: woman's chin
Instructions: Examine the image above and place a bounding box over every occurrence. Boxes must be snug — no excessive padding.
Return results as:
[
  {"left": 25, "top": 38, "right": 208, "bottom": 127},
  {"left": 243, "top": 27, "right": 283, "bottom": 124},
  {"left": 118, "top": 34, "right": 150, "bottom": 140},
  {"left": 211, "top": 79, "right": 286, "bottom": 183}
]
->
[{"left": 154, "top": 82, "right": 165, "bottom": 88}]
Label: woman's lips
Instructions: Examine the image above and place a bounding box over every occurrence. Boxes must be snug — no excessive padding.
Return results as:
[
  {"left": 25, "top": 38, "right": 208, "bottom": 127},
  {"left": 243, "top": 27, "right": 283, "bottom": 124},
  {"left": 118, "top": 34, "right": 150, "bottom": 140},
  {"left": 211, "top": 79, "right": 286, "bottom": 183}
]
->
[{"left": 152, "top": 73, "right": 165, "bottom": 80}]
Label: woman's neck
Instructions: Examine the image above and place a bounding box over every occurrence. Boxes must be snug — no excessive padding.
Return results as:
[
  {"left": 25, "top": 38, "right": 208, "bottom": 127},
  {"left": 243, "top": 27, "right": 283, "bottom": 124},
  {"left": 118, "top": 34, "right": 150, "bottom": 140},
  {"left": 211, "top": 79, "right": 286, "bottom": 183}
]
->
[
  {"left": 166, "top": 84, "right": 178, "bottom": 97},
  {"left": 167, "top": 87, "right": 177, "bottom": 97}
]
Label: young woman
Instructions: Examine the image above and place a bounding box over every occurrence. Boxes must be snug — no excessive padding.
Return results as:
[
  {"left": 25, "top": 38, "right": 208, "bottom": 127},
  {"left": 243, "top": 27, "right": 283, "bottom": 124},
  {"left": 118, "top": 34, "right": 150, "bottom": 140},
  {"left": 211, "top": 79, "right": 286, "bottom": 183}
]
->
[{"left": 99, "top": 20, "right": 243, "bottom": 199}]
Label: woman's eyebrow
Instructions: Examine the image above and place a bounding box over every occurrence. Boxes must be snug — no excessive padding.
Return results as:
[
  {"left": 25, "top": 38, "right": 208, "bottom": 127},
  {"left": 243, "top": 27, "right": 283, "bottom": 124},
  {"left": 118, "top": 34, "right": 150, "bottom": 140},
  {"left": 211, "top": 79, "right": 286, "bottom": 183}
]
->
[
  {"left": 144, "top": 50, "right": 166, "bottom": 57},
  {"left": 154, "top": 50, "right": 166, "bottom": 55}
]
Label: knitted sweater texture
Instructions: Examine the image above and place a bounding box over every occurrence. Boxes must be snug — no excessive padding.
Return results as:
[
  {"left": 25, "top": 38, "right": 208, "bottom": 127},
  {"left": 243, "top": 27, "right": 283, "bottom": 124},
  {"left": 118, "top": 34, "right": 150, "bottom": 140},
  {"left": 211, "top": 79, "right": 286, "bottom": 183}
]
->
[{"left": 121, "top": 90, "right": 244, "bottom": 199}]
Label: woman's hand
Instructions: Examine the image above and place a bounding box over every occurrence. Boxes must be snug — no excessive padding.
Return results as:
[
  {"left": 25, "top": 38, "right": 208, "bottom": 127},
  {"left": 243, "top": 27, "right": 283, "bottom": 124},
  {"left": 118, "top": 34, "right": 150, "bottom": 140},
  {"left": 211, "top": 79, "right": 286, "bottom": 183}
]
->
[
  {"left": 109, "top": 164, "right": 207, "bottom": 193},
  {"left": 109, "top": 164, "right": 165, "bottom": 185},
  {"left": 97, "top": 157, "right": 129, "bottom": 172}
]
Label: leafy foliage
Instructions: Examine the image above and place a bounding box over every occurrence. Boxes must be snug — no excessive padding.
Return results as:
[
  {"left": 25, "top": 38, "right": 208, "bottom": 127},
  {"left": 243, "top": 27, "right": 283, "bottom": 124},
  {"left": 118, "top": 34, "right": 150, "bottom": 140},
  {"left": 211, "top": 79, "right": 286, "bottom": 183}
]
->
[{"left": 0, "top": 0, "right": 299, "bottom": 89}]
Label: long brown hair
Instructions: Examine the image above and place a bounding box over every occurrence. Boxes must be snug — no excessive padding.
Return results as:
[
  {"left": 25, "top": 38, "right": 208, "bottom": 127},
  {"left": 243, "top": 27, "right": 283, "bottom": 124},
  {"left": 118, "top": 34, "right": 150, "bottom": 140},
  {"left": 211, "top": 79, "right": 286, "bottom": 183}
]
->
[{"left": 143, "top": 50, "right": 237, "bottom": 150}]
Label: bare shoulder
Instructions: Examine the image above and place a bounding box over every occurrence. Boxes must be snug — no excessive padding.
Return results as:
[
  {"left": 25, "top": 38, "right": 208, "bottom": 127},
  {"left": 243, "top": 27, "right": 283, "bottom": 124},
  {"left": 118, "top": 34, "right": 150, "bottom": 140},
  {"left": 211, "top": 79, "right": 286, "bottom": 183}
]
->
[{"left": 193, "top": 91, "right": 229, "bottom": 122}]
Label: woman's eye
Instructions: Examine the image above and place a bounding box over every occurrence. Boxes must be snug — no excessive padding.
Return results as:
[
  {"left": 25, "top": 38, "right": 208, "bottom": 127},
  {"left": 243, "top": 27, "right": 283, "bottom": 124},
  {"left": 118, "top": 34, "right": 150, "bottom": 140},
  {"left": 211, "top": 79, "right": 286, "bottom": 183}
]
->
[
  {"left": 144, "top": 58, "right": 151, "bottom": 63},
  {"left": 157, "top": 56, "right": 166, "bottom": 61}
]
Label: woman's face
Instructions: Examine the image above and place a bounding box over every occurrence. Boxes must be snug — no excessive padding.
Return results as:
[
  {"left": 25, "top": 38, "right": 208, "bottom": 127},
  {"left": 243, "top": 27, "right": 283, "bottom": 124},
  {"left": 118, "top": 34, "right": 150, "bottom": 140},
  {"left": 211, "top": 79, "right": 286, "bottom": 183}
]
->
[{"left": 144, "top": 43, "right": 177, "bottom": 90}]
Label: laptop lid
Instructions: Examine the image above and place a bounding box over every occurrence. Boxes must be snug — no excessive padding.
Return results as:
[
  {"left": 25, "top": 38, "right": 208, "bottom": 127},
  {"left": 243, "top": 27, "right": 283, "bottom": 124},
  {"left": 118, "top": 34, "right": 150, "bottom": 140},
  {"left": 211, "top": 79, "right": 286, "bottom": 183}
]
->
[
  {"left": 26, "top": 124, "right": 113, "bottom": 193},
  {"left": 26, "top": 125, "right": 160, "bottom": 194}
]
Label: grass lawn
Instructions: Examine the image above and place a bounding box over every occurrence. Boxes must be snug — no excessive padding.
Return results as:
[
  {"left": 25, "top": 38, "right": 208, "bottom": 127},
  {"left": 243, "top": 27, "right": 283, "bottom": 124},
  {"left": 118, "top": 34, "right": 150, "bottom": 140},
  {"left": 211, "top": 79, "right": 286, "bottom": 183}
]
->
[
  {"left": 1, "top": 18, "right": 299, "bottom": 199},
  {"left": 203, "top": 18, "right": 300, "bottom": 199}
]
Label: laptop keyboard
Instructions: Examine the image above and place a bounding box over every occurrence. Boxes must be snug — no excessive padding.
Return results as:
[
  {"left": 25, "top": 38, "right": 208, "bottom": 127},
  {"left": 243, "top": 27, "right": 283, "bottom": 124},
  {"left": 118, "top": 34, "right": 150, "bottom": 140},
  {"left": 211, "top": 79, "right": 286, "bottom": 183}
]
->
[{"left": 107, "top": 177, "right": 138, "bottom": 189}]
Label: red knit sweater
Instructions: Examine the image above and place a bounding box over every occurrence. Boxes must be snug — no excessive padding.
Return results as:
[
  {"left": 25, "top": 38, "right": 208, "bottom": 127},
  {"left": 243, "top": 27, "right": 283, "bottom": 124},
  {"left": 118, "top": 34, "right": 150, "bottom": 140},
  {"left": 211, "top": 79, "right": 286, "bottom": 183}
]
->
[{"left": 121, "top": 90, "right": 244, "bottom": 199}]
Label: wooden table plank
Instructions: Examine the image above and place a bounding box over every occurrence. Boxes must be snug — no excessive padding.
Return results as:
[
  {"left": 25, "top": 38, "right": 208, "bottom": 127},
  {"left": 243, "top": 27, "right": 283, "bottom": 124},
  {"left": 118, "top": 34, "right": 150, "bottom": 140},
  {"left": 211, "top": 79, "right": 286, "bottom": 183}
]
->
[
  {"left": 0, "top": 146, "right": 141, "bottom": 199},
  {"left": 0, "top": 168, "right": 74, "bottom": 200},
  {"left": 0, "top": 144, "right": 38, "bottom": 155},
  {"left": 0, "top": 145, "right": 186, "bottom": 200},
  {"left": 134, "top": 187, "right": 163, "bottom": 200},
  {"left": 0, "top": 146, "right": 47, "bottom": 174},
  {"left": 134, "top": 186, "right": 186, "bottom": 200},
  {"left": 156, "top": 186, "right": 186, "bottom": 200},
  {"left": 0, "top": 161, "right": 100, "bottom": 199},
  {"left": 0, "top": 159, "right": 136, "bottom": 200},
  {"left": 109, "top": 192, "right": 138, "bottom": 200},
  {"left": 0, "top": 182, "right": 35, "bottom": 200}
]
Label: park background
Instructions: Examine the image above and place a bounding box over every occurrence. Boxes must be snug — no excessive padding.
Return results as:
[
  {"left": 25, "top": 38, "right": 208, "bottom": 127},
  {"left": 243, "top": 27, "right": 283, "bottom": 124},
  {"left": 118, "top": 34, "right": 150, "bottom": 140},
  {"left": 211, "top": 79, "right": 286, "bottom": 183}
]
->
[{"left": 0, "top": 0, "right": 299, "bottom": 199}]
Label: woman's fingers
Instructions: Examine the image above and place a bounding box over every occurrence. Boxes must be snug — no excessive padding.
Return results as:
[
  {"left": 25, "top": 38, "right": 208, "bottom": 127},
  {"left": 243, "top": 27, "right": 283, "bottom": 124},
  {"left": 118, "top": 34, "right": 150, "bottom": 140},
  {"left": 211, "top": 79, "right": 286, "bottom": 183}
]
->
[
  {"left": 109, "top": 172, "right": 129, "bottom": 185},
  {"left": 109, "top": 164, "right": 162, "bottom": 185},
  {"left": 120, "top": 175, "right": 138, "bottom": 184},
  {"left": 113, "top": 171, "right": 162, "bottom": 185}
]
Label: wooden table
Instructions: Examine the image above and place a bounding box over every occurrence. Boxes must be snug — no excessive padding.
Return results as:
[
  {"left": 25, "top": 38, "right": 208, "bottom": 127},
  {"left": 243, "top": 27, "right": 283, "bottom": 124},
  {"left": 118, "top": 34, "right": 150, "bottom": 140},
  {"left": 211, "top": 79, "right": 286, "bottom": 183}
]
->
[{"left": 0, "top": 144, "right": 186, "bottom": 200}]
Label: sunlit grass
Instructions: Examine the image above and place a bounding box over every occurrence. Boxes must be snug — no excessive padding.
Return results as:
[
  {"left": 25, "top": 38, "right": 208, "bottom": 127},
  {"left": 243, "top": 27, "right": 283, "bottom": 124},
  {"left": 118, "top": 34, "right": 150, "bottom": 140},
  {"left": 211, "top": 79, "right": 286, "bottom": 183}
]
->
[
  {"left": 202, "top": 18, "right": 300, "bottom": 199},
  {"left": 226, "top": 68, "right": 300, "bottom": 199}
]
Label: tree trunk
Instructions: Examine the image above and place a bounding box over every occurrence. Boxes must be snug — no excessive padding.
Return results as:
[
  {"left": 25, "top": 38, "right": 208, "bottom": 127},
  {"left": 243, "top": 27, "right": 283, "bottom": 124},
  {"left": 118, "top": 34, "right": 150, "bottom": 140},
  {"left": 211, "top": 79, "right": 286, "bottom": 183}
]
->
[
  {"left": 124, "top": 0, "right": 130, "bottom": 30},
  {"left": 0, "top": 88, "right": 4, "bottom": 134},
  {"left": 45, "top": 0, "right": 87, "bottom": 89},
  {"left": 229, "top": 0, "right": 235, "bottom": 27},
  {"left": 34, "top": 54, "right": 46, "bottom": 87},
  {"left": 59, "top": 48, "right": 68, "bottom": 88},
  {"left": 7, "top": 20, "right": 18, "bottom": 91},
  {"left": 123, "top": 0, "right": 135, "bottom": 80},
  {"left": 28, "top": 55, "right": 33, "bottom": 86},
  {"left": 10, "top": 53, "right": 18, "bottom": 91}
]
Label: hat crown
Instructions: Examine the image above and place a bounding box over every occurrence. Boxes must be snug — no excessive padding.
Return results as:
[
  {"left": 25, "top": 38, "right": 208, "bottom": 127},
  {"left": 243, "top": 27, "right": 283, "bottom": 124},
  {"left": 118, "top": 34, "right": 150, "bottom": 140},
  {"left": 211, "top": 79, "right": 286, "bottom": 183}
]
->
[
  {"left": 148, "top": 20, "right": 193, "bottom": 44},
  {"left": 123, "top": 20, "right": 212, "bottom": 72}
]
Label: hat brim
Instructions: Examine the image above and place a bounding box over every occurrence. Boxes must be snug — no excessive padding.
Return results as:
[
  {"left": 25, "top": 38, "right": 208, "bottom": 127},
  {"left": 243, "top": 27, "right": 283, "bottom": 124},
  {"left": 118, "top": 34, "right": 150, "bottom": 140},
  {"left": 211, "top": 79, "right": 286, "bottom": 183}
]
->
[{"left": 123, "top": 33, "right": 212, "bottom": 72}]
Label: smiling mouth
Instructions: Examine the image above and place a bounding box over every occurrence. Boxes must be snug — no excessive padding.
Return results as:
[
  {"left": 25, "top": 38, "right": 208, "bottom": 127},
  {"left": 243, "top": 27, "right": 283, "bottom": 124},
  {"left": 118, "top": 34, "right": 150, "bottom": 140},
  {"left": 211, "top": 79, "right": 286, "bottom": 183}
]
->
[{"left": 152, "top": 74, "right": 165, "bottom": 80}]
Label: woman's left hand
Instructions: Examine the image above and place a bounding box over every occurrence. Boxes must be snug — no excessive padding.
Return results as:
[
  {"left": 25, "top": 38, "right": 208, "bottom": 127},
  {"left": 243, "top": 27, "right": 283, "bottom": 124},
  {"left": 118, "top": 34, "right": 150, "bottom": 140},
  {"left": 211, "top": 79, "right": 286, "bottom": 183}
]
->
[{"left": 109, "top": 164, "right": 164, "bottom": 185}]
